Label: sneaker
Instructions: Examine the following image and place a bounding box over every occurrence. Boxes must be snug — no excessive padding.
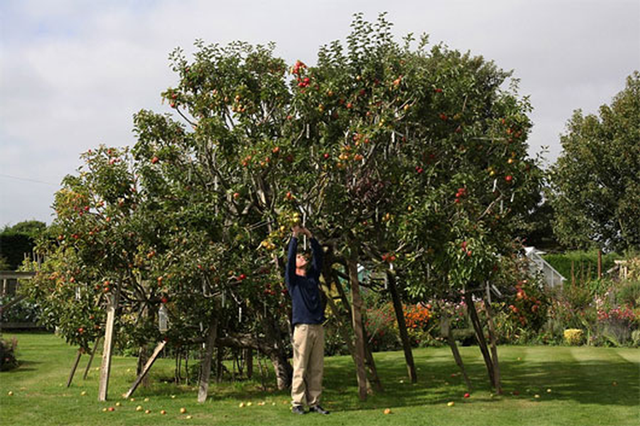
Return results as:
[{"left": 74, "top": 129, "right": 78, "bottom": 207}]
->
[
  {"left": 292, "top": 405, "right": 306, "bottom": 415},
  {"left": 309, "top": 405, "right": 330, "bottom": 415}
]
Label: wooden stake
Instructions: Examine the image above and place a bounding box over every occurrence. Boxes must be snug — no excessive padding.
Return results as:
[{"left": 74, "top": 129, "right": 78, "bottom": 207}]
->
[
  {"left": 67, "top": 349, "right": 83, "bottom": 387},
  {"left": 442, "top": 313, "right": 472, "bottom": 391},
  {"left": 485, "top": 283, "right": 502, "bottom": 394},
  {"left": 598, "top": 249, "right": 602, "bottom": 279},
  {"left": 83, "top": 337, "right": 101, "bottom": 380},
  {"left": 386, "top": 271, "right": 417, "bottom": 383},
  {"left": 98, "top": 286, "right": 120, "bottom": 401},
  {"left": 124, "top": 340, "right": 167, "bottom": 398},
  {"left": 465, "top": 291, "right": 496, "bottom": 388}
]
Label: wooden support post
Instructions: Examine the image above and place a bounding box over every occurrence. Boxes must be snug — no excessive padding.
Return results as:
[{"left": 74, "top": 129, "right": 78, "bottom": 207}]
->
[
  {"left": 98, "top": 287, "right": 120, "bottom": 401},
  {"left": 464, "top": 291, "right": 496, "bottom": 388},
  {"left": 386, "top": 271, "right": 417, "bottom": 384},
  {"left": 67, "top": 349, "right": 83, "bottom": 387},
  {"left": 442, "top": 313, "right": 472, "bottom": 391},
  {"left": 198, "top": 316, "right": 218, "bottom": 403},
  {"left": 347, "top": 254, "right": 368, "bottom": 401},
  {"left": 598, "top": 249, "right": 602, "bottom": 279},
  {"left": 124, "top": 340, "right": 167, "bottom": 398},
  {"left": 83, "top": 337, "right": 101, "bottom": 380},
  {"left": 485, "top": 283, "right": 502, "bottom": 394}
]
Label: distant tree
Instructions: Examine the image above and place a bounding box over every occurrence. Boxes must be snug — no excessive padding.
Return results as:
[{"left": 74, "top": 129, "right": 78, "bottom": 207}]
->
[
  {"left": 5, "top": 220, "right": 47, "bottom": 239},
  {"left": 0, "top": 220, "right": 46, "bottom": 270},
  {"left": 550, "top": 72, "right": 640, "bottom": 252}
]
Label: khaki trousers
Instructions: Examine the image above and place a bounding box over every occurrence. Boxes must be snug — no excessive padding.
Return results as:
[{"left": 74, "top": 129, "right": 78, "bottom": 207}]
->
[{"left": 291, "top": 323, "right": 324, "bottom": 407}]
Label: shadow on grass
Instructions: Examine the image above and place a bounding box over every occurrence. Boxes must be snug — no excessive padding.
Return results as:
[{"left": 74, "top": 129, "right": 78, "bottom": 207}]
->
[
  {"left": 315, "top": 349, "right": 640, "bottom": 412},
  {"left": 1, "top": 360, "right": 44, "bottom": 374}
]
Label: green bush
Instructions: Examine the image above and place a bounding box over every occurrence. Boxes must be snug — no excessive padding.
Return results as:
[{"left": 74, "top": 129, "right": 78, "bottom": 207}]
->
[
  {"left": 0, "top": 296, "right": 43, "bottom": 323},
  {"left": 616, "top": 280, "right": 640, "bottom": 308},
  {"left": 0, "top": 336, "right": 19, "bottom": 371}
]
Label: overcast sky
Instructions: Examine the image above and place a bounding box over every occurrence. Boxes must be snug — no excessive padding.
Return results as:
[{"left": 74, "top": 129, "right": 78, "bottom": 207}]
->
[{"left": 1, "top": 0, "right": 638, "bottom": 227}]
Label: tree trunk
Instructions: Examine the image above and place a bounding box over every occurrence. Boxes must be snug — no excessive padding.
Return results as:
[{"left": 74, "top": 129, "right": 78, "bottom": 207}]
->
[
  {"left": 137, "top": 344, "right": 150, "bottom": 388},
  {"left": 197, "top": 315, "right": 218, "bottom": 403},
  {"left": 464, "top": 291, "right": 495, "bottom": 388},
  {"left": 216, "top": 346, "right": 223, "bottom": 383},
  {"left": 244, "top": 348, "right": 253, "bottom": 379},
  {"left": 347, "top": 252, "right": 369, "bottom": 401},
  {"left": 328, "top": 263, "right": 382, "bottom": 393},
  {"left": 320, "top": 270, "right": 375, "bottom": 392},
  {"left": 386, "top": 271, "right": 417, "bottom": 384},
  {"left": 262, "top": 312, "right": 292, "bottom": 390},
  {"left": 441, "top": 312, "right": 472, "bottom": 391}
]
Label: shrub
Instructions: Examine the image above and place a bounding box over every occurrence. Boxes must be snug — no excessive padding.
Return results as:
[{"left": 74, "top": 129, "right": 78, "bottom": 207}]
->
[
  {"left": 563, "top": 329, "right": 584, "bottom": 345},
  {"left": 616, "top": 280, "right": 640, "bottom": 308},
  {"left": 0, "top": 336, "right": 19, "bottom": 371},
  {"left": 0, "top": 296, "right": 43, "bottom": 324}
]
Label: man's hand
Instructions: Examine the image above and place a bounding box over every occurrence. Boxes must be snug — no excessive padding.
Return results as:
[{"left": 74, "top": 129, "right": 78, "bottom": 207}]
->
[{"left": 292, "top": 225, "right": 312, "bottom": 238}]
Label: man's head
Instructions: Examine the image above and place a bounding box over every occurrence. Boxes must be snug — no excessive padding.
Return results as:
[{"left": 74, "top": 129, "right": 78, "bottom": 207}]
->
[{"left": 296, "top": 251, "right": 310, "bottom": 269}]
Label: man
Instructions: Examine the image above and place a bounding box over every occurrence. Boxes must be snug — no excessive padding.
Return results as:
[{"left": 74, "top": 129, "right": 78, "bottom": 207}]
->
[{"left": 285, "top": 225, "right": 330, "bottom": 415}]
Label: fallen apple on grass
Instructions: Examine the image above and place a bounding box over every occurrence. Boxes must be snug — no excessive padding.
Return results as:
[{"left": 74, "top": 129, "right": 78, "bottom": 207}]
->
[
  {"left": 180, "top": 408, "right": 187, "bottom": 414},
  {"left": 384, "top": 408, "right": 392, "bottom": 415},
  {"left": 447, "top": 401, "right": 455, "bottom": 407}
]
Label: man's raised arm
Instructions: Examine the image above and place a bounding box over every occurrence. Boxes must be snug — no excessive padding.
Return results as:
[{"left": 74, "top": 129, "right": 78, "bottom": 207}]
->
[
  {"left": 285, "top": 233, "right": 298, "bottom": 289},
  {"left": 309, "top": 236, "right": 323, "bottom": 279}
]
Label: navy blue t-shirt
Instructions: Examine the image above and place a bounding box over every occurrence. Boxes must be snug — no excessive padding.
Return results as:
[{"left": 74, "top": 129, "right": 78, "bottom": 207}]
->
[{"left": 285, "top": 236, "right": 326, "bottom": 326}]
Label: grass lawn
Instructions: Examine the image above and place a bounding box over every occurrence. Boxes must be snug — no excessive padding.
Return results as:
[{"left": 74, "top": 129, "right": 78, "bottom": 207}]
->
[{"left": 0, "top": 333, "right": 638, "bottom": 426}]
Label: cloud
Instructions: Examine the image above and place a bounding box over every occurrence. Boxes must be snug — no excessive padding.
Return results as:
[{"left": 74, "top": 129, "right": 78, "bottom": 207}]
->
[{"left": 1, "top": 0, "right": 638, "bottom": 225}]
